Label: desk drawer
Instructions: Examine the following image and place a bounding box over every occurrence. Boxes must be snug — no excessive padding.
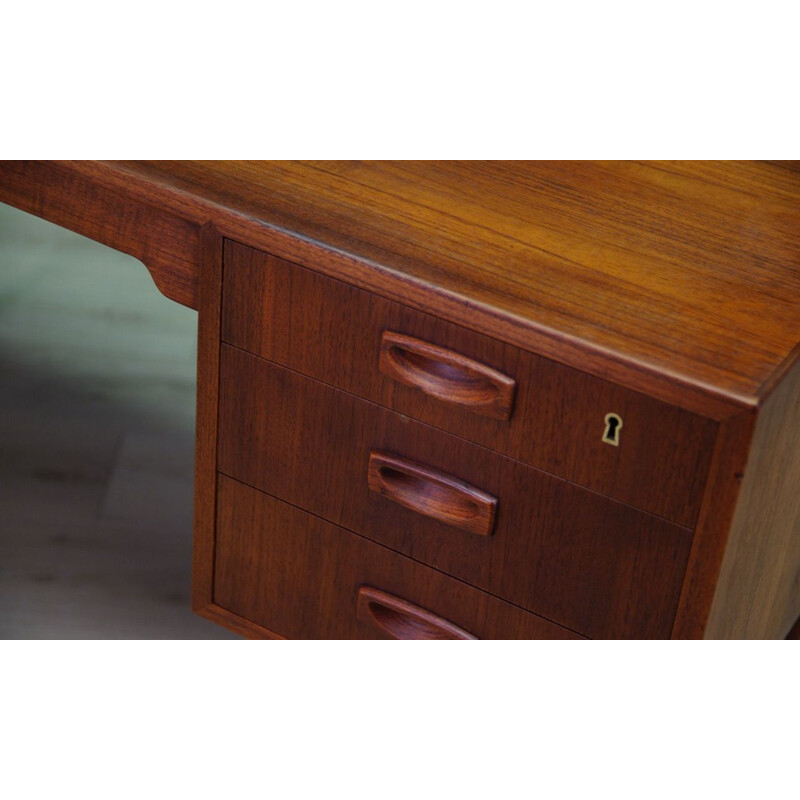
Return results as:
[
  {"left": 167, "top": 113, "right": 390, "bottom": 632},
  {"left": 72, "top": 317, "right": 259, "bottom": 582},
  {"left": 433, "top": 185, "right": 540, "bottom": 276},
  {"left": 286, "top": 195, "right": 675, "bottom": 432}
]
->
[
  {"left": 214, "top": 475, "right": 579, "bottom": 640},
  {"left": 218, "top": 346, "right": 693, "bottom": 639},
  {"left": 221, "top": 241, "right": 716, "bottom": 527}
]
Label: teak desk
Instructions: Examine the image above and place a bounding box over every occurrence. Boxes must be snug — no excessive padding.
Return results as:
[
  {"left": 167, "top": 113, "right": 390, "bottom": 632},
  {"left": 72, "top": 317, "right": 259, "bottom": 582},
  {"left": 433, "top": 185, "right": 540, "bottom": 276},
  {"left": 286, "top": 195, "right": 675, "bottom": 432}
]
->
[{"left": 2, "top": 161, "right": 799, "bottom": 639}]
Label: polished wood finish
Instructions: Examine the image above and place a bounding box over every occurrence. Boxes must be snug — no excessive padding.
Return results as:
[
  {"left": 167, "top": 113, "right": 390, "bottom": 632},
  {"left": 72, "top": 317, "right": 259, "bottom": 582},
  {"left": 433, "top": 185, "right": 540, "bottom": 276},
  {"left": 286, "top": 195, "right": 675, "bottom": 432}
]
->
[
  {"left": 213, "top": 475, "right": 581, "bottom": 640},
  {"left": 367, "top": 451, "right": 497, "bottom": 537},
  {"left": 196, "top": 602, "right": 285, "bottom": 640},
  {"left": 106, "top": 160, "right": 800, "bottom": 411},
  {"left": 356, "top": 587, "right": 477, "bottom": 640},
  {"left": 671, "top": 409, "right": 756, "bottom": 638},
  {"left": 190, "top": 224, "right": 223, "bottom": 611},
  {"left": 3, "top": 160, "right": 800, "bottom": 640},
  {"left": 217, "top": 346, "right": 692, "bottom": 639},
  {"left": 0, "top": 160, "right": 199, "bottom": 307},
  {"left": 5, "top": 160, "right": 800, "bottom": 416},
  {"left": 221, "top": 243, "right": 716, "bottom": 527},
  {"left": 378, "top": 331, "right": 516, "bottom": 421},
  {"left": 704, "top": 358, "right": 800, "bottom": 638}
]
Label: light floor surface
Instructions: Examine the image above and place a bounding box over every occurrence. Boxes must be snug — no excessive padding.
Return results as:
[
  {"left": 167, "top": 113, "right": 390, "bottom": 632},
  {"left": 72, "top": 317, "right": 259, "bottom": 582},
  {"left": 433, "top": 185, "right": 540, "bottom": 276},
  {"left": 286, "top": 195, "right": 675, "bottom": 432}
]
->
[{"left": 0, "top": 201, "right": 238, "bottom": 638}]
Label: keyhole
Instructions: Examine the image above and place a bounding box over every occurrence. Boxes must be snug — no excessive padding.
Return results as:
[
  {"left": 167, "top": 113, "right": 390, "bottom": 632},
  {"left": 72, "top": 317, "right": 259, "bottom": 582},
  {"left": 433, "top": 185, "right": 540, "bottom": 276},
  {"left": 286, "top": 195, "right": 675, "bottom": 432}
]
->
[{"left": 602, "top": 413, "right": 623, "bottom": 446}]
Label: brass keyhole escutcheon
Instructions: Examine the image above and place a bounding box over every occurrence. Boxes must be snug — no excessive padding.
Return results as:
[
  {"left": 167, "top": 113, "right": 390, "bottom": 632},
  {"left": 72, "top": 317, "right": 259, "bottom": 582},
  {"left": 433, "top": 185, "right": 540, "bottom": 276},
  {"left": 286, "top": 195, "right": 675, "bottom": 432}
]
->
[{"left": 603, "top": 413, "right": 623, "bottom": 446}]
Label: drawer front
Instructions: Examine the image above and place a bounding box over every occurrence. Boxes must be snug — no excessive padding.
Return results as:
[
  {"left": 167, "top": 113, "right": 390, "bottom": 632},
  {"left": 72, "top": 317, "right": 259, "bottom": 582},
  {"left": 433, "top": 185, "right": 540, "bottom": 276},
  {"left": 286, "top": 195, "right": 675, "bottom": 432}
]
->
[
  {"left": 221, "top": 240, "right": 716, "bottom": 527},
  {"left": 218, "top": 346, "right": 693, "bottom": 639},
  {"left": 214, "top": 475, "right": 580, "bottom": 640}
]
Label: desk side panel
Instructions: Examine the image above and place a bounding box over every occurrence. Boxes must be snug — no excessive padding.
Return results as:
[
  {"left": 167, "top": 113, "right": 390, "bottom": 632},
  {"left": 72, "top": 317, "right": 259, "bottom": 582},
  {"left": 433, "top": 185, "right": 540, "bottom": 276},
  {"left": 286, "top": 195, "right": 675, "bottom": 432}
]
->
[
  {"left": 191, "top": 224, "right": 225, "bottom": 610},
  {"left": 703, "top": 358, "right": 800, "bottom": 638}
]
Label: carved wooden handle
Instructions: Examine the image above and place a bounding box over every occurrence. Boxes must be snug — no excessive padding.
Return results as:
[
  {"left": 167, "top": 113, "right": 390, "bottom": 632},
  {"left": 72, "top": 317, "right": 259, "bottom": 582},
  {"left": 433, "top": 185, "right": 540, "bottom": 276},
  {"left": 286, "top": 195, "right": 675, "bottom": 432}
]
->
[
  {"left": 378, "top": 331, "right": 516, "bottom": 420},
  {"left": 367, "top": 451, "right": 497, "bottom": 536},
  {"left": 356, "top": 586, "right": 477, "bottom": 640}
]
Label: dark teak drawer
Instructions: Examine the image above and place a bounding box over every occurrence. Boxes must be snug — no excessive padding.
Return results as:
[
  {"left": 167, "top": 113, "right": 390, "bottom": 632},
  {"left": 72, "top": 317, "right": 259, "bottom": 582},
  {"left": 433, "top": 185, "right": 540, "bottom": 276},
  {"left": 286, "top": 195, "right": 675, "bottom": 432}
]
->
[
  {"left": 217, "top": 345, "right": 694, "bottom": 639},
  {"left": 221, "top": 240, "right": 717, "bottom": 527},
  {"left": 214, "top": 475, "right": 580, "bottom": 640}
]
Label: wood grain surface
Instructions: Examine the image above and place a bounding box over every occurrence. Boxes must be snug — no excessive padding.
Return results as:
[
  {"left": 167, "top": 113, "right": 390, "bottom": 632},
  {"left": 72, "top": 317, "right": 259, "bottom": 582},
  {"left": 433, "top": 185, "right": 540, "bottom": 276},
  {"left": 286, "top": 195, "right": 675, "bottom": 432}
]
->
[
  {"left": 355, "top": 586, "right": 478, "bottom": 640},
  {"left": 213, "top": 475, "right": 582, "bottom": 640},
  {"left": 5, "top": 160, "right": 798, "bottom": 415},
  {"left": 190, "top": 224, "right": 223, "bottom": 611},
  {"left": 378, "top": 330, "right": 517, "bottom": 421},
  {"left": 704, "top": 357, "right": 800, "bottom": 638},
  {"left": 217, "top": 346, "right": 693, "bottom": 639},
  {"left": 0, "top": 161, "right": 199, "bottom": 307},
  {"left": 111, "top": 159, "right": 800, "bottom": 410},
  {"left": 4, "top": 160, "right": 799, "bottom": 640},
  {"left": 366, "top": 451, "right": 498, "bottom": 537},
  {"left": 222, "top": 242, "right": 717, "bottom": 526},
  {"left": 670, "top": 409, "right": 756, "bottom": 638}
]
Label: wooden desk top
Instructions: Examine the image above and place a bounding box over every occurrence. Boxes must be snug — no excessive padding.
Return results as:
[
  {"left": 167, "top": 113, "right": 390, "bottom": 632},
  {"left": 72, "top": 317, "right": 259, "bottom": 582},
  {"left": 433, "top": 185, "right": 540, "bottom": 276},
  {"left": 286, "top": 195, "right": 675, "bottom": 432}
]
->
[{"left": 2, "top": 160, "right": 798, "bottom": 417}]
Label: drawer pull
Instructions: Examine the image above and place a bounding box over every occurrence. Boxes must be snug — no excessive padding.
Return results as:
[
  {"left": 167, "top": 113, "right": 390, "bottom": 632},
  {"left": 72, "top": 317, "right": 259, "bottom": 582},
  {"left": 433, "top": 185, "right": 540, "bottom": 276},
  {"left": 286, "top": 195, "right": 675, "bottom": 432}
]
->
[
  {"left": 379, "top": 331, "right": 516, "bottom": 420},
  {"left": 356, "top": 586, "right": 477, "bottom": 640},
  {"left": 367, "top": 451, "right": 497, "bottom": 536}
]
